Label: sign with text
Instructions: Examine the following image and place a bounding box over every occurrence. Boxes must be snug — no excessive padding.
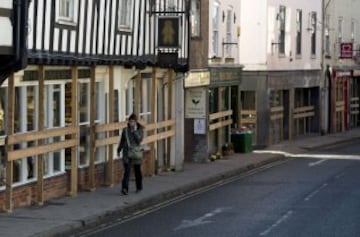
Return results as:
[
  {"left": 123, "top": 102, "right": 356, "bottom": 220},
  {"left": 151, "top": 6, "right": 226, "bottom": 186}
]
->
[
  {"left": 185, "top": 87, "right": 206, "bottom": 118},
  {"left": 340, "top": 43, "right": 353, "bottom": 59},
  {"left": 184, "top": 71, "right": 210, "bottom": 88}
]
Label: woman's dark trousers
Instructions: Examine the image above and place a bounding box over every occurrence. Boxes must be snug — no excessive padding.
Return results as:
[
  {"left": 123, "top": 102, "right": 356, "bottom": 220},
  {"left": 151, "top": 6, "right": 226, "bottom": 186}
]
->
[{"left": 122, "top": 160, "right": 143, "bottom": 192}]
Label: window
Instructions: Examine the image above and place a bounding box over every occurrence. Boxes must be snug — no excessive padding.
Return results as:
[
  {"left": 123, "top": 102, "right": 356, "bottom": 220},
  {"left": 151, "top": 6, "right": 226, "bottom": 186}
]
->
[
  {"left": 212, "top": 1, "right": 220, "bottom": 56},
  {"left": 278, "top": 6, "right": 286, "bottom": 55},
  {"left": 167, "top": 0, "right": 176, "bottom": 10},
  {"left": 338, "top": 17, "right": 343, "bottom": 42},
  {"left": 118, "top": 0, "right": 133, "bottom": 31},
  {"left": 351, "top": 19, "right": 356, "bottom": 42},
  {"left": 296, "top": 9, "right": 302, "bottom": 55},
  {"left": 225, "top": 9, "right": 233, "bottom": 57},
  {"left": 44, "top": 84, "right": 64, "bottom": 177},
  {"left": 310, "top": 12, "right": 317, "bottom": 55},
  {"left": 125, "top": 76, "right": 152, "bottom": 123},
  {"left": 57, "top": 0, "right": 77, "bottom": 24},
  {"left": 190, "top": 0, "right": 201, "bottom": 37},
  {"left": 325, "top": 14, "right": 331, "bottom": 56}
]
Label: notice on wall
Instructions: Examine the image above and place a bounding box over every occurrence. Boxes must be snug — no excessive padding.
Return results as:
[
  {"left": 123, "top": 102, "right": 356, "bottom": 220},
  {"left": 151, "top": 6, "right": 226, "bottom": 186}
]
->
[
  {"left": 194, "top": 118, "right": 206, "bottom": 135},
  {"left": 185, "top": 87, "right": 206, "bottom": 118}
]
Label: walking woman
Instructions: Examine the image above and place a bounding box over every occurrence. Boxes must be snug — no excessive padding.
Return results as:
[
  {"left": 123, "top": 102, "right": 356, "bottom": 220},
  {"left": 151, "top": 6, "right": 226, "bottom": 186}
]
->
[{"left": 117, "top": 113, "right": 144, "bottom": 195}]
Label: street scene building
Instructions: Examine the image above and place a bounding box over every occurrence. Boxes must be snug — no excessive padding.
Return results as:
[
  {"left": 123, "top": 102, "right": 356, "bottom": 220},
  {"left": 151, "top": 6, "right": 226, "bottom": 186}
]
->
[
  {"left": 0, "top": 0, "right": 360, "bottom": 212},
  {"left": 322, "top": 0, "right": 360, "bottom": 133},
  {"left": 0, "top": 0, "right": 189, "bottom": 211}
]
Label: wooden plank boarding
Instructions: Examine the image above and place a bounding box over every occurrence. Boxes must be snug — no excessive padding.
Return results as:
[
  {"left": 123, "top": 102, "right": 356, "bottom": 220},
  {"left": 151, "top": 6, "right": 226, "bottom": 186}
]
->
[
  {"left": 209, "top": 119, "right": 233, "bottom": 131},
  {"left": 209, "top": 110, "right": 233, "bottom": 121},
  {"left": 7, "top": 126, "right": 78, "bottom": 144},
  {"left": 95, "top": 121, "right": 127, "bottom": 133},
  {"left": 8, "top": 139, "right": 78, "bottom": 161}
]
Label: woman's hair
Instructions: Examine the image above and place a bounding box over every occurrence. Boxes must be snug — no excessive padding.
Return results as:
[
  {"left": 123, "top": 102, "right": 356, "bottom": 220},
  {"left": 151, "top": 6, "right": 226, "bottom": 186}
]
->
[{"left": 128, "top": 113, "right": 137, "bottom": 121}]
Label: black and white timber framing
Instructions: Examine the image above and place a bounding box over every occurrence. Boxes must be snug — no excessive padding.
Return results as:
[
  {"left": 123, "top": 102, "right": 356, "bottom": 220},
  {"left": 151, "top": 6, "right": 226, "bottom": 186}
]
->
[{"left": 27, "top": 0, "right": 189, "bottom": 71}]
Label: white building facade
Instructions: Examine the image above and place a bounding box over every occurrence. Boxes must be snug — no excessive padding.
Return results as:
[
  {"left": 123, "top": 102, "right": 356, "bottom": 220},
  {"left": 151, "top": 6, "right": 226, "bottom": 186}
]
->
[{"left": 237, "top": 0, "right": 322, "bottom": 145}]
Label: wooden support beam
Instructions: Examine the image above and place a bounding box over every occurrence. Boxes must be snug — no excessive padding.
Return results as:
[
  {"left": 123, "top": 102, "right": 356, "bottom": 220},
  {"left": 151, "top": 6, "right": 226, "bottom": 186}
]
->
[
  {"left": 37, "top": 66, "right": 45, "bottom": 205},
  {"left": 5, "top": 73, "right": 15, "bottom": 213},
  {"left": 166, "top": 69, "right": 173, "bottom": 170},
  {"left": 88, "top": 66, "right": 96, "bottom": 191},
  {"left": 107, "top": 65, "right": 115, "bottom": 186},
  {"left": 70, "top": 66, "right": 78, "bottom": 196},
  {"left": 150, "top": 67, "right": 157, "bottom": 175},
  {"left": 217, "top": 88, "right": 223, "bottom": 154}
]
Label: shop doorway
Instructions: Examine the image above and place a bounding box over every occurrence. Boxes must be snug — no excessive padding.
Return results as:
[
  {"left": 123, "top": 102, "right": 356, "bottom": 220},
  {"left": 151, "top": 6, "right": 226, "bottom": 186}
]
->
[
  {"left": 269, "top": 90, "right": 289, "bottom": 144},
  {"left": 239, "top": 91, "right": 257, "bottom": 144},
  {"left": 349, "top": 78, "right": 360, "bottom": 128}
]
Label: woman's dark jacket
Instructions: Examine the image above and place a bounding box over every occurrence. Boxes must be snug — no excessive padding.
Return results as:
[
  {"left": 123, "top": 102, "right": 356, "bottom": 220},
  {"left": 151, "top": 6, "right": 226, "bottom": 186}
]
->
[{"left": 117, "top": 122, "right": 144, "bottom": 164}]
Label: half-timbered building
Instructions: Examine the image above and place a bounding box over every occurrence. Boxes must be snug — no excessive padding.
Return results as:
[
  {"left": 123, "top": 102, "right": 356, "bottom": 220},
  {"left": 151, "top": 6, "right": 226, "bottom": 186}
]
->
[{"left": 0, "top": 0, "right": 189, "bottom": 212}]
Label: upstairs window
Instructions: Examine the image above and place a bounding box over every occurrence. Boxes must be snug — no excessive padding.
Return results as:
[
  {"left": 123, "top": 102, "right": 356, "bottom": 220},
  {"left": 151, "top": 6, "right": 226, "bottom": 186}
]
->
[
  {"left": 351, "top": 19, "right": 356, "bottom": 42},
  {"left": 338, "top": 16, "right": 343, "bottom": 43},
  {"left": 118, "top": 0, "right": 133, "bottom": 31},
  {"left": 190, "top": 0, "right": 201, "bottom": 37},
  {"left": 212, "top": 1, "right": 220, "bottom": 56},
  {"left": 310, "top": 12, "right": 317, "bottom": 56},
  {"left": 225, "top": 8, "right": 233, "bottom": 57},
  {"left": 325, "top": 14, "right": 331, "bottom": 56},
  {"left": 296, "top": 9, "right": 302, "bottom": 55},
  {"left": 57, "top": 0, "right": 77, "bottom": 25},
  {"left": 278, "top": 6, "right": 286, "bottom": 55}
]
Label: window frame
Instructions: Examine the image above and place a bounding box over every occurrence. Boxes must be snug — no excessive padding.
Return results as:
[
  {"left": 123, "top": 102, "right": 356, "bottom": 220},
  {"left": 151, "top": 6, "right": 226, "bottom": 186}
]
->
[
  {"left": 212, "top": 1, "right": 220, "bottom": 57},
  {"left": 118, "top": 0, "right": 134, "bottom": 32},
  {"left": 190, "top": 0, "right": 201, "bottom": 38},
  {"left": 278, "top": 5, "right": 286, "bottom": 55},
  {"left": 56, "top": 0, "right": 78, "bottom": 26},
  {"left": 225, "top": 8, "right": 233, "bottom": 58},
  {"left": 325, "top": 14, "right": 331, "bottom": 57},
  {"left": 296, "top": 9, "right": 302, "bottom": 56},
  {"left": 310, "top": 11, "right": 317, "bottom": 56}
]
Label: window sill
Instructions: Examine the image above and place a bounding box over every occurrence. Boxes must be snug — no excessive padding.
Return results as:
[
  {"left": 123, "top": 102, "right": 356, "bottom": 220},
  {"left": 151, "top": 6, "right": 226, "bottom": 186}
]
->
[
  {"left": 56, "top": 18, "right": 77, "bottom": 27},
  {"left": 118, "top": 26, "right": 132, "bottom": 34}
]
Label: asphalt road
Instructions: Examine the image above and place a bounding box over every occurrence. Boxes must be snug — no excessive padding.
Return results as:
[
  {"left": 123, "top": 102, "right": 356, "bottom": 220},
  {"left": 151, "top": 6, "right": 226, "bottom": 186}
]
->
[{"left": 78, "top": 143, "right": 360, "bottom": 237}]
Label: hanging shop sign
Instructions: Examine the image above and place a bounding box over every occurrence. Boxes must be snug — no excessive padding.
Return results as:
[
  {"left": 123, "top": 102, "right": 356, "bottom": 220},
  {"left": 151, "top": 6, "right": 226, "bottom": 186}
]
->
[
  {"left": 184, "top": 71, "right": 210, "bottom": 88},
  {"left": 185, "top": 87, "right": 206, "bottom": 118},
  {"left": 158, "top": 17, "right": 179, "bottom": 48}
]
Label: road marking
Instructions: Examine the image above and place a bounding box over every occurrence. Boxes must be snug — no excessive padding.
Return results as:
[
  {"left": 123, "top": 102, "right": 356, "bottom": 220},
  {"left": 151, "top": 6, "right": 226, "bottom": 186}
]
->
[
  {"left": 254, "top": 150, "right": 360, "bottom": 160},
  {"left": 259, "top": 210, "right": 294, "bottom": 236},
  {"left": 174, "top": 207, "right": 232, "bottom": 231},
  {"left": 335, "top": 172, "right": 345, "bottom": 179},
  {"left": 304, "top": 183, "right": 328, "bottom": 201},
  {"left": 308, "top": 159, "right": 327, "bottom": 167}
]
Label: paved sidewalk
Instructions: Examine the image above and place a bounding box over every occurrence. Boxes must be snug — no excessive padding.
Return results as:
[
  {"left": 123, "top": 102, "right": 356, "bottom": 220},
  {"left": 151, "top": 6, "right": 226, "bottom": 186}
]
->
[{"left": 1, "top": 129, "right": 360, "bottom": 237}]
